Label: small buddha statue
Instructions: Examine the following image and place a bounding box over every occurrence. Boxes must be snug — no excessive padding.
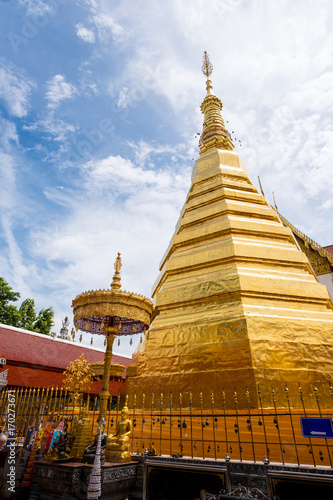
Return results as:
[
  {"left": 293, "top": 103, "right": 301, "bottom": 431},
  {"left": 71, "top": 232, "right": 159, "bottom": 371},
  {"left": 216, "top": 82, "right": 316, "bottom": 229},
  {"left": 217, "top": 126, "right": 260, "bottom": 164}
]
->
[
  {"left": 83, "top": 417, "right": 108, "bottom": 465},
  {"left": 148, "top": 442, "right": 157, "bottom": 456},
  {"left": 105, "top": 400, "right": 132, "bottom": 463}
]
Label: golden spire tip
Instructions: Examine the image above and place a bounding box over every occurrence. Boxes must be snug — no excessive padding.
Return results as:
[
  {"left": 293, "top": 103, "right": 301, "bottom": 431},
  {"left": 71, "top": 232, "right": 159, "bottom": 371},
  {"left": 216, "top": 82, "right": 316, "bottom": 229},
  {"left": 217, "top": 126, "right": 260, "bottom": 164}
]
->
[
  {"left": 111, "top": 252, "right": 122, "bottom": 290},
  {"left": 201, "top": 51, "right": 213, "bottom": 79},
  {"left": 202, "top": 51, "right": 214, "bottom": 95}
]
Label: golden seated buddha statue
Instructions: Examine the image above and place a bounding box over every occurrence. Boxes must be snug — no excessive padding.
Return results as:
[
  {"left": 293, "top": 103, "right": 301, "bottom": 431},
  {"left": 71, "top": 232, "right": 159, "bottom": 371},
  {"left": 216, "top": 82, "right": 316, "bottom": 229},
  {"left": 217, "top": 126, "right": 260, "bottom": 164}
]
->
[{"left": 105, "top": 404, "right": 132, "bottom": 462}]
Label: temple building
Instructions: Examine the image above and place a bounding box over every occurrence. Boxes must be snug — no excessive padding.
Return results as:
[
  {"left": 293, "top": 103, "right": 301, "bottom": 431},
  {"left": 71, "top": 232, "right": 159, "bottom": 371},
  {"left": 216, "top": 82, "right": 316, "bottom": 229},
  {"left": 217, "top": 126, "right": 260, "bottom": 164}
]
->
[
  {"left": 127, "top": 54, "right": 333, "bottom": 408},
  {"left": 0, "top": 323, "right": 131, "bottom": 397}
]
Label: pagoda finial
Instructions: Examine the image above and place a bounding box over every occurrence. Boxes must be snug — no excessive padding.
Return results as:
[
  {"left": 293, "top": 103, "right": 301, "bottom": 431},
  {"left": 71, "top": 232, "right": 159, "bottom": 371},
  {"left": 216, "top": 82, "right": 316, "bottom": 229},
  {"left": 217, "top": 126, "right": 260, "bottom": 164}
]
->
[
  {"left": 202, "top": 51, "right": 214, "bottom": 96},
  {"left": 111, "top": 252, "right": 122, "bottom": 290},
  {"left": 202, "top": 51, "right": 213, "bottom": 79}
]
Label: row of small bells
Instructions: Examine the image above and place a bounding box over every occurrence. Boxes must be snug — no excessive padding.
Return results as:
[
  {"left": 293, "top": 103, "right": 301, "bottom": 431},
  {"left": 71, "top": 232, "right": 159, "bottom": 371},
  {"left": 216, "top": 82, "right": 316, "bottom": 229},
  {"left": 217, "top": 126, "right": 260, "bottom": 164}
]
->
[{"left": 70, "top": 321, "right": 148, "bottom": 346}]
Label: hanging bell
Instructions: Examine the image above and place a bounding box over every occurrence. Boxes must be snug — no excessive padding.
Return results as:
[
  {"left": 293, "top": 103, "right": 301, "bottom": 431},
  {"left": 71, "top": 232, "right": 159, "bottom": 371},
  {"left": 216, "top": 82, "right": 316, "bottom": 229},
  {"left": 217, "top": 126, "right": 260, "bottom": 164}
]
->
[
  {"left": 130, "top": 338, "right": 133, "bottom": 346},
  {"left": 104, "top": 337, "right": 107, "bottom": 346},
  {"left": 86, "top": 320, "right": 90, "bottom": 330},
  {"left": 140, "top": 336, "right": 142, "bottom": 343},
  {"left": 79, "top": 334, "right": 82, "bottom": 342},
  {"left": 118, "top": 338, "right": 120, "bottom": 346},
  {"left": 90, "top": 336, "right": 93, "bottom": 345}
]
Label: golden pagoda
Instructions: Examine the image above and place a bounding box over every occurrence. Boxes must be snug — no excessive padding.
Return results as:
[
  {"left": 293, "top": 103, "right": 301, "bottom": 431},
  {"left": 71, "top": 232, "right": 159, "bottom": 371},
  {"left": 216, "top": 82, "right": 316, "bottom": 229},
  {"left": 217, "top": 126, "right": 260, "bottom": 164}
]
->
[{"left": 127, "top": 53, "right": 333, "bottom": 408}]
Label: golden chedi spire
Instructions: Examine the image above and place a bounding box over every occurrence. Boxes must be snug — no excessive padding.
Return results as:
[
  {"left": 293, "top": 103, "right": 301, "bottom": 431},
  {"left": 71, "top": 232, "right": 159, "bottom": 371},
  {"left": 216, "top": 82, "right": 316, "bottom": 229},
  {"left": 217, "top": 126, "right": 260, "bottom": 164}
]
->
[
  {"left": 200, "top": 51, "right": 234, "bottom": 155},
  {"left": 110, "top": 252, "right": 122, "bottom": 290},
  {"left": 127, "top": 53, "right": 333, "bottom": 410}
]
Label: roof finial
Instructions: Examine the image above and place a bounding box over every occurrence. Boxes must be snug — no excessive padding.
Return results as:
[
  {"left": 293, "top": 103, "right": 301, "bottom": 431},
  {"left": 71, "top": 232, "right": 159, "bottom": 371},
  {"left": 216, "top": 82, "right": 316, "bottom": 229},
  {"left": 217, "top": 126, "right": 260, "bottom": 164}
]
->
[
  {"left": 258, "top": 176, "right": 265, "bottom": 197},
  {"left": 202, "top": 51, "right": 214, "bottom": 96},
  {"left": 202, "top": 51, "right": 213, "bottom": 79},
  {"left": 111, "top": 252, "right": 122, "bottom": 290}
]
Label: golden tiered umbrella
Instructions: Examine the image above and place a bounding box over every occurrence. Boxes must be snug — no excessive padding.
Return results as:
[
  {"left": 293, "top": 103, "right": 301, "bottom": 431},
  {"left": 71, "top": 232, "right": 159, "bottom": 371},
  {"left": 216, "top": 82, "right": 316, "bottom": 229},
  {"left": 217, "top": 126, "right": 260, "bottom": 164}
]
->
[{"left": 72, "top": 253, "right": 154, "bottom": 418}]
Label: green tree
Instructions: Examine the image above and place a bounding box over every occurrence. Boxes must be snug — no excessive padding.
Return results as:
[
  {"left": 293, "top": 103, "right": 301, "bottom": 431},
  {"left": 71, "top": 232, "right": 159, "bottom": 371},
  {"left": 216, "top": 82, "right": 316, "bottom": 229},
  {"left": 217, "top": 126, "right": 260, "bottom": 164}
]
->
[
  {"left": 0, "top": 278, "right": 21, "bottom": 327},
  {"left": 0, "top": 278, "right": 54, "bottom": 335},
  {"left": 19, "top": 298, "right": 36, "bottom": 331},
  {"left": 34, "top": 307, "right": 55, "bottom": 336}
]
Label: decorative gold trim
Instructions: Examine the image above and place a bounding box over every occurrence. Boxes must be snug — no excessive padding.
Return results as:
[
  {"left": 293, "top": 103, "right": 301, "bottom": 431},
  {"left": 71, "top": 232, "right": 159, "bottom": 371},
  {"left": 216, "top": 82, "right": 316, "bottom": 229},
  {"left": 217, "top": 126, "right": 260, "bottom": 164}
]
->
[
  {"left": 277, "top": 211, "right": 333, "bottom": 269},
  {"left": 72, "top": 290, "right": 153, "bottom": 331}
]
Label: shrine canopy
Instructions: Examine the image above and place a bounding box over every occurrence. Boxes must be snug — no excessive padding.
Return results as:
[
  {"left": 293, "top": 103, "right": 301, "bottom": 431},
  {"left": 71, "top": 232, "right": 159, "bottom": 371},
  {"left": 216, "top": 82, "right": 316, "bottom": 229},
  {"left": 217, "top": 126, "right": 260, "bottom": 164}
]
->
[{"left": 72, "top": 253, "right": 154, "bottom": 339}]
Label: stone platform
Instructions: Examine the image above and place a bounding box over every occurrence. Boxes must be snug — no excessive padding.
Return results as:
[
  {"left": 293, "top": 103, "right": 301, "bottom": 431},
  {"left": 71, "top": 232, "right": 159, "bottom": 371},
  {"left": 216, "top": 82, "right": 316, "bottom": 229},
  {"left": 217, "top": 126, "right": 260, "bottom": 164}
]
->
[
  {"left": 23, "top": 455, "right": 333, "bottom": 499},
  {"left": 29, "top": 458, "right": 143, "bottom": 500}
]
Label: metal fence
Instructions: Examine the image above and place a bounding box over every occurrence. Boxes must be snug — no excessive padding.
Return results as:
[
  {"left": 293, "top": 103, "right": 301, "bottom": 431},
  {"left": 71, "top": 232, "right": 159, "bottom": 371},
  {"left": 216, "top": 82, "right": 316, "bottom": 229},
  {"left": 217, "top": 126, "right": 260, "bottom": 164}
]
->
[
  {"left": 129, "top": 385, "right": 333, "bottom": 467},
  {"left": 0, "top": 384, "right": 333, "bottom": 468}
]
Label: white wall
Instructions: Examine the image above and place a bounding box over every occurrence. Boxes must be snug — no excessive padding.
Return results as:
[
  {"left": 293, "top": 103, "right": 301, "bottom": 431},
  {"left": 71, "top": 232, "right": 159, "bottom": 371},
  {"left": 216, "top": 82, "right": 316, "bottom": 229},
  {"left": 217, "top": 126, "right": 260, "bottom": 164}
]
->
[{"left": 318, "top": 272, "right": 333, "bottom": 302}]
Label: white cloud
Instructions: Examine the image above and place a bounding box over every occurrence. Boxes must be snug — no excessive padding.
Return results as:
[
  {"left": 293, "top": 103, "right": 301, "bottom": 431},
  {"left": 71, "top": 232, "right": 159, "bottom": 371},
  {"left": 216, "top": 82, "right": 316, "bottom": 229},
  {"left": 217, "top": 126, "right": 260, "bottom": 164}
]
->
[
  {"left": 0, "top": 59, "right": 35, "bottom": 117},
  {"left": 45, "top": 74, "right": 77, "bottom": 109},
  {"left": 82, "top": 153, "right": 188, "bottom": 194},
  {"left": 0, "top": 151, "right": 16, "bottom": 211},
  {"left": 0, "top": 139, "right": 31, "bottom": 299},
  {"left": 18, "top": 0, "right": 57, "bottom": 16},
  {"left": 321, "top": 199, "right": 333, "bottom": 210},
  {"left": 0, "top": 118, "right": 19, "bottom": 149},
  {"left": 92, "top": 12, "right": 126, "bottom": 42},
  {"left": 29, "top": 143, "right": 191, "bottom": 324},
  {"left": 76, "top": 23, "right": 96, "bottom": 43},
  {"left": 23, "top": 116, "right": 77, "bottom": 144},
  {"left": 127, "top": 140, "right": 192, "bottom": 168},
  {"left": 117, "top": 87, "right": 128, "bottom": 108}
]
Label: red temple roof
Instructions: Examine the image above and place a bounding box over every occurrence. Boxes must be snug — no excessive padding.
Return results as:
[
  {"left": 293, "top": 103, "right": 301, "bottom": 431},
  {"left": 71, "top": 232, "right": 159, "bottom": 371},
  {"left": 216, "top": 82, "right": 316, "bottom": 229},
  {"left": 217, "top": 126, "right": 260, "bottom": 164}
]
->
[{"left": 0, "top": 324, "right": 131, "bottom": 395}]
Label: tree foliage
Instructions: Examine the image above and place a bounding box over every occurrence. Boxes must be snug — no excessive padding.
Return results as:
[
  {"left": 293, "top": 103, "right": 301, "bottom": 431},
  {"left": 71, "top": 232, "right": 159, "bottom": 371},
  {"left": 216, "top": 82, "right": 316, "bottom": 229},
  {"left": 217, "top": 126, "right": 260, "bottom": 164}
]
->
[{"left": 0, "top": 278, "right": 54, "bottom": 335}]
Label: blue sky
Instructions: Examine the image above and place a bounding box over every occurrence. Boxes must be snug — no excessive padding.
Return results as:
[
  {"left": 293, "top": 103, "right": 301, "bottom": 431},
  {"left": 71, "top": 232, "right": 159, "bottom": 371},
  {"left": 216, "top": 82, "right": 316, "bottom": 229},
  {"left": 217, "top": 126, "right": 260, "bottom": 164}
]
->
[{"left": 1, "top": 0, "right": 333, "bottom": 356}]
